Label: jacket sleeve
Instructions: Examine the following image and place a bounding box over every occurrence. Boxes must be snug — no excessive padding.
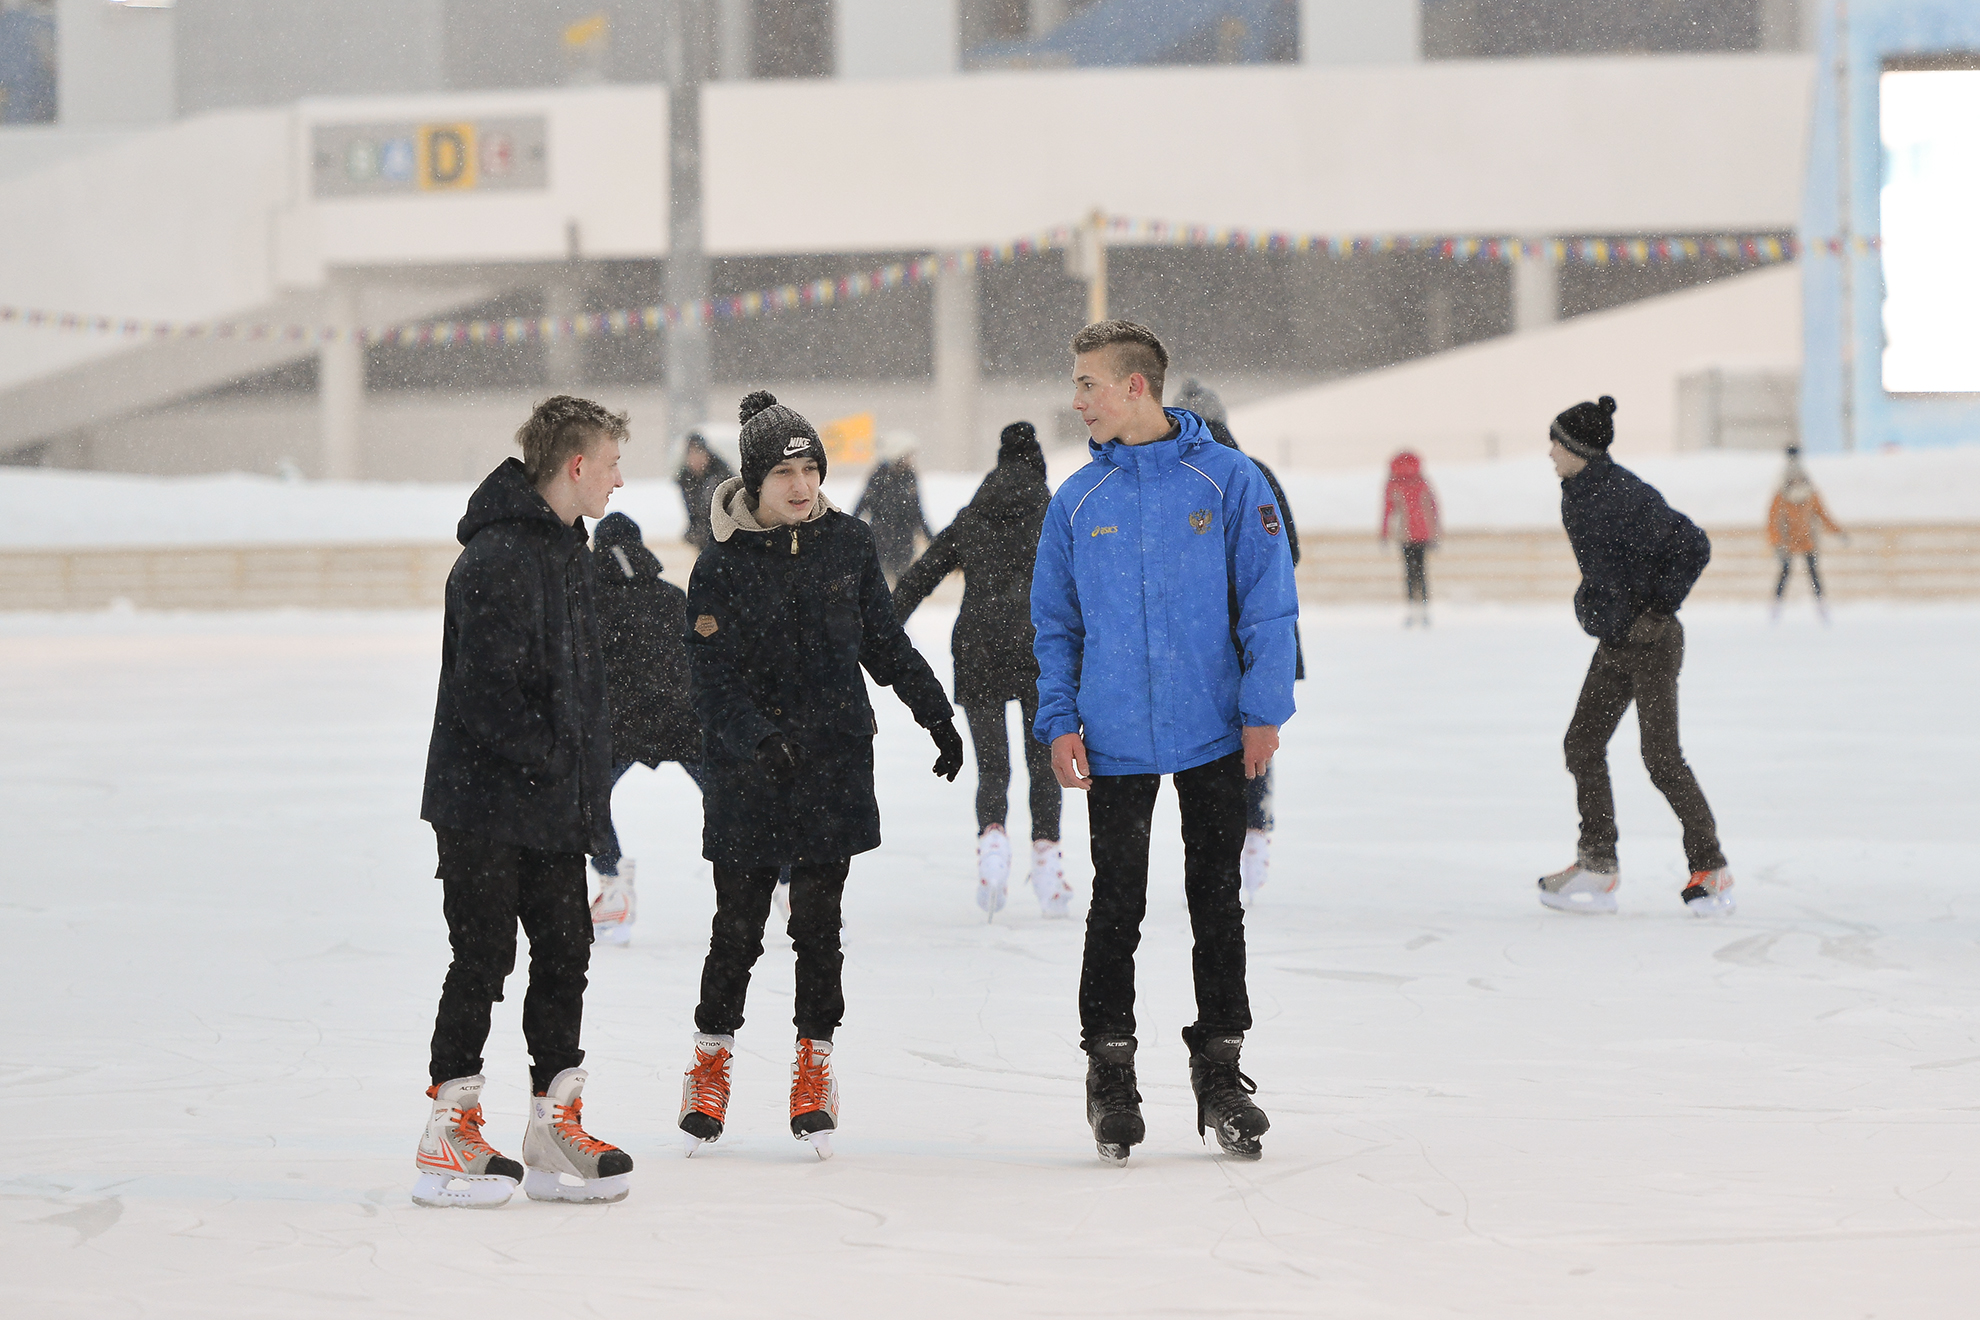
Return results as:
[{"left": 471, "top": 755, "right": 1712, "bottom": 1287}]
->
[
  {"left": 1766, "top": 493, "right": 1787, "bottom": 547},
  {"left": 1648, "top": 506, "right": 1712, "bottom": 614},
  {"left": 889, "top": 517, "right": 967, "bottom": 622},
  {"left": 1379, "top": 482, "right": 1397, "bottom": 538},
  {"left": 1030, "top": 493, "right": 1084, "bottom": 746},
  {"left": 446, "top": 547, "right": 556, "bottom": 766},
  {"left": 855, "top": 533, "right": 954, "bottom": 727},
  {"left": 1226, "top": 461, "right": 1300, "bottom": 728},
  {"left": 1424, "top": 486, "right": 1441, "bottom": 542},
  {"left": 684, "top": 554, "right": 782, "bottom": 759},
  {"left": 1814, "top": 493, "right": 1843, "bottom": 535}
]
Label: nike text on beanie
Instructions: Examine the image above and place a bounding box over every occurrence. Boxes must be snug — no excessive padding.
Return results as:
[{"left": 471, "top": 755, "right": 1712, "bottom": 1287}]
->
[
  {"left": 1552, "top": 395, "right": 1618, "bottom": 459},
  {"left": 737, "top": 390, "right": 827, "bottom": 498}
]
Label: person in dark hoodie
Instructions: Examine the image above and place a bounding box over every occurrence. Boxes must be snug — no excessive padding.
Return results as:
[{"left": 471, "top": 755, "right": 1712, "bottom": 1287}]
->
[
  {"left": 584, "top": 511, "right": 705, "bottom": 946},
  {"left": 415, "top": 395, "right": 634, "bottom": 1209},
  {"left": 676, "top": 390, "right": 965, "bottom": 1160},
  {"left": 1537, "top": 395, "right": 1735, "bottom": 919},
  {"left": 853, "top": 431, "right": 933, "bottom": 584},
  {"left": 675, "top": 431, "right": 735, "bottom": 550},
  {"left": 892, "top": 421, "right": 1069, "bottom": 921}
]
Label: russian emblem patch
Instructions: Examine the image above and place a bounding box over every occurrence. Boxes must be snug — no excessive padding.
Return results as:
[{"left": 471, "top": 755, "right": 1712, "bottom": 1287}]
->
[
  {"left": 1257, "top": 505, "right": 1281, "bottom": 536},
  {"left": 1189, "top": 509, "right": 1213, "bottom": 534}
]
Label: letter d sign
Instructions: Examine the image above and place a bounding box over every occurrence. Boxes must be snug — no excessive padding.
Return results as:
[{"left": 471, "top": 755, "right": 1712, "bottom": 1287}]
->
[{"left": 420, "top": 124, "right": 477, "bottom": 190}]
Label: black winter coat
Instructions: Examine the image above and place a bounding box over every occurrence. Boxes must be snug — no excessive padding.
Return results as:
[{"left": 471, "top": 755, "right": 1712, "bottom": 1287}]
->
[
  {"left": 853, "top": 460, "right": 932, "bottom": 572},
  {"left": 588, "top": 513, "right": 701, "bottom": 767},
  {"left": 1561, "top": 456, "right": 1713, "bottom": 646},
  {"left": 686, "top": 478, "right": 953, "bottom": 867},
  {"left": 676, "top": 452, "right": 736, "bottom": 548},
  {"left": 422, "top": 458, "right": 614, "bottom": 856},
  {"left": 891, "top": 461, "right": 1049, "bottom": 707}
]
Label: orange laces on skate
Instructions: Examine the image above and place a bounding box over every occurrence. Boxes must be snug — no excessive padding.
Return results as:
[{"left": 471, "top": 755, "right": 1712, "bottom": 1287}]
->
[
  {"left": 685, "top": 1049, "right": 732, "bottom": 1119},
  {"left": 550, "top": 1097, "right": 614, "bottom": 1155},
  {"left": 790, "top": 1042, "right": 832, "bottom": 1117},
  {"left": 454, "top": 1104, "right": 497, "bottom": 1160}
]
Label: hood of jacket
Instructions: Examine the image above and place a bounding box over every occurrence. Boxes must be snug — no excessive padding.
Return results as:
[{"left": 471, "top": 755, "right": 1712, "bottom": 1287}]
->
[
  {"left": 708, "top": 474, "right": 841, "bottom": 542},
  {"left": 1389, "top": 452, "right": 1422, "bottom": 481},
  {"left": 457, "top": 457, "right": 575, "bottom": 547},
  {"left": 966, "top": 459, "right": 1050, "bottom": 522},
  {"left": 1087, "top": 407, "right": 1218, "bottom": 472},
  {"left": 593, "top": 511, "right": 646, "bottom": 549}
]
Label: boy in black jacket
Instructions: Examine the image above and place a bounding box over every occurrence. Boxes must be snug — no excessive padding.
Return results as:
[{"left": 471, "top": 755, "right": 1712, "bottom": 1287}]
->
[
  {"left": 415, "top": 396, "right": 635, "bottom": 1208},
  {"left": 1538, "top": 396, "right": 1734, "bottom": 918},
  {"left": 677, "top": 390, "right": 964, "bottom": 1160}
]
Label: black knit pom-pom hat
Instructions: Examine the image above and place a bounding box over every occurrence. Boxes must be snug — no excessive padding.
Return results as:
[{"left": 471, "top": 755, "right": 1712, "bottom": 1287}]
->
[
  {"left": 737, "top": 390, "right": 826, "bottom": 497},
  {"left": 1551, "top": 395, "right": 1618, "bottom": 459}
]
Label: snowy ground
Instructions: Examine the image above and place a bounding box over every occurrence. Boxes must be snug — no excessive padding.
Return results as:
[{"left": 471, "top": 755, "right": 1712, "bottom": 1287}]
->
[{"left": 2, "top": 600, "right": 1977, "bottom": 1318}]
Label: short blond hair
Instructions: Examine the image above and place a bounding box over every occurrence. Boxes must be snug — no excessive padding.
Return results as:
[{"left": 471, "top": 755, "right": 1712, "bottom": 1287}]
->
[
  {"left": 1071, "top": 320, "right": 1169, "bottom": 401},
  {"left": 515, "top": 395, "right": 630, "bottom": 485}
]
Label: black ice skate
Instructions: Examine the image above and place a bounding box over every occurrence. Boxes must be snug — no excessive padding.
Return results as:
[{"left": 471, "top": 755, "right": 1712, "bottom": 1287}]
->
[
  {"left": 1085, "top": 1037, "right": 1145, "bottom": 1164},
  {"left": 1182, "top": 1026, "right": 1270, "bottom": 1160}
]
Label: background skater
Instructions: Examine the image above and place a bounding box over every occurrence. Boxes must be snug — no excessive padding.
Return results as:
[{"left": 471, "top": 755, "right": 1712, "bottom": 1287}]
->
[
  {"left": 1537, "top": 395, "right": 1735, "bottom": 919},
  {"left": 854, "top": 430, "right": 933, "bottom": 585},
  {"left": 1381, "top": 451, "right": 1441, "bottom": 627},
  {"left": 416, "top": 396, "right": 636, "bottom": 1208},
  {"left": 893, "top": 420, "right": 1069, "bottom": 921},
  {"left": 1033, "top": 322, "right": 1299, "bottom": 1164},
  {"left": 1767, "top": 446, "right": 1846, "bottom": 622},
  {"left": 677, "top": 391, "right": 964, "bottom": 1160}
]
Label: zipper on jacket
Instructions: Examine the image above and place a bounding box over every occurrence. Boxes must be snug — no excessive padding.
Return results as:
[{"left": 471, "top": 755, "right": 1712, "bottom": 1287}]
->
[{"left": 790, "top": 528, "right": 799, "bottom": 555}]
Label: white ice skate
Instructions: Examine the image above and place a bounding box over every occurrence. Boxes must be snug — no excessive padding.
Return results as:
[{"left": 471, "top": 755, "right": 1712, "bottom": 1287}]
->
[
  {"left": 1537, "top": 855, "right": 1621, "bottom": 914},
  {"left": 790, "top": 1038, "right": 840, "bottom": 1160},
  {"left": 412, "top": 1074, "right": 521, "bottom": 1208},
  {"left": 679, "top": 1032, "right": 733, "bottom": 1156},
  {"left": 521, "top": 1068, "right": 633, "bottom": 1202},
  {"left": 1028, "top": 839, "right": 1072, "bottom": 918},
  {"left": 773, "top": 876, "right": 791, "bottom": 922},
  {"left": 1682, "top": 868, "right": 1737, "bottom": 917},
  {"left": 590, "top": 859, "right": 635, "bottom": 947},
  {"left": 976, "top": 825, "right": 1011, "bottom": 921},
  {"left": 1240, "top": 830, "right": 1270, "bottom": 905}
]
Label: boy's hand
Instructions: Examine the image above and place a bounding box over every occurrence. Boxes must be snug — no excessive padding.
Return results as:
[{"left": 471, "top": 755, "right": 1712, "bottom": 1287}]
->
[
  {"left": 929, "top": 720, "right": 965, "bottom": 781},
  {"left": 1242, "top": 725, "right": 1279, "bottom": 780},
  {"left": 1052, "top": 733, "right": 1092, "bottom": 791}
]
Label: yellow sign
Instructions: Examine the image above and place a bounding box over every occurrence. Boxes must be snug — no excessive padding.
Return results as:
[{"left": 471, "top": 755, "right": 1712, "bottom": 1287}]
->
[
  {"left": 419, "top": 124, "right": 477, "bottom": 191},
  {"left": 820, "top": 412, "right": 875, "bottom": 465}
]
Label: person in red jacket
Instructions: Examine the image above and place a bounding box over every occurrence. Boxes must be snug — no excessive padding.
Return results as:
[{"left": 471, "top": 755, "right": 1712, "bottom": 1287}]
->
[{"left": 1381, "top": 452, "right": 1441, "bottom": 626}]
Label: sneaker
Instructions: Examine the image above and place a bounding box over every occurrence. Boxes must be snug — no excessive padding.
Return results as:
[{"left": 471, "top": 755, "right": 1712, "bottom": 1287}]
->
[
  {"left": 412, "top": 1074, "right": 522, "bottom": 1208},
  {"left": 1028, "top": 839, "right": 1072, "bottom": 918},
  {"left": 789, "top": 1038, "right": 840, "bottom": 1159},
  {"left": 679, "top": 1033, "right": 733, "bottom": 1154},
  {"left": 976, "top": 824, "right": 1011, "bottom": 921},
  {"left": 1240, "top": 829, "right": 1270, "bottom": 903},
  {"left": 1682, "top": 867, "right": 1737, "bottom": 917},
  {"left": 521, "top": 1068, "right": 633, "bottom": 1202},
  {"left": 1537, "top": 853, "right": 1620, "bottom": 914},
  {"left": 590, "top": 859, "right": 635, "bottom": 946},
  {"left": 1084, "top": 1037, "right": 1145, "bottom": 1164},
  {"left": 1182, "top": 1026, "right": 1270, "bottom": 1160}
]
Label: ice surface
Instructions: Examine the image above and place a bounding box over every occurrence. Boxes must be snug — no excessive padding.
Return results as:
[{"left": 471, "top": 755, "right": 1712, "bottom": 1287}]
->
[{"left": 1, "top": 601, "right": 1977, "bottom": 1318}]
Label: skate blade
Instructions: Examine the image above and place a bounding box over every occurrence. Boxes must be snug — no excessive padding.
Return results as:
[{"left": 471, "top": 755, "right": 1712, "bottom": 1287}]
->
[
  {"left": 1538, "top": 887, "right": 1617, "bottom": 915},
  {"left": 1685, "top": 893, "right": 1737, "bottom": 917},
  {"left": 521, "top": 1168, "right": 629, "bottom": 1203},
  {"left": 411, "top": 1171, "right": 516, "bottom": 1209},
  {"left": 682, "top": 1133, "right": 714, "bottom": 1157},
  {"left": 804, "top": 1131, "right": 834, "bottom": 1160},
  {"left": 593, "top": 923, "right": 632, "bottom": 946},
  {"left": 1095, "top": 1142, "right": 1130, "bottom": 1165}
]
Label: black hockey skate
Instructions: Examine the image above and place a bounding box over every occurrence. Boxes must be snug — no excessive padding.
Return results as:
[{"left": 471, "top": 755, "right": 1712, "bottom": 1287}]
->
[
  {"left": 1182, "top": 1026, "right": 1269, "bottom": 1160},
  {"left": 1085, "top": 1037, "right": 1145, "bottom": 1164}
]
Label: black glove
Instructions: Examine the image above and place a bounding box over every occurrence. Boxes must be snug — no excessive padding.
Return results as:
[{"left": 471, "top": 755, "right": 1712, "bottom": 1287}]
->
[
  {"left": 929, "top": 719, "right": 965, "bottom": 782},
  {"left": 755, "top": 734, "right": 802, "bottom": 785}
]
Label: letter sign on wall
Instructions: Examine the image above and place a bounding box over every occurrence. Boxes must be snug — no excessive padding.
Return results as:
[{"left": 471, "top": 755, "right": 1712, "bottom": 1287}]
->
[{"left": 312, "top": 117, "right": 548, "bottom": 197}]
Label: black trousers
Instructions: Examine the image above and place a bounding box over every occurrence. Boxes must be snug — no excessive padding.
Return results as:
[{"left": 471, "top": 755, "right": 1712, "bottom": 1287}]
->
[
  {"left": 1080, "top": 750, "right": 1250, "bottom": 1048},
  {"left": 1402, "top": 541, "right": 1430, "bottom": 603},
  {"left": 962, "top": 694, "right": 1062, "bottom": 840},
  {"left": 695, "top": 859, "right": 849, "bottom": 1042},
  {"left": 1564, "top": 614, "right": 1727, "bottom": 873},
  {"left": 429, "top": 826, "right": 592, "bottom": 1094},
  {"left": 1774, "top": 552, "right": 1823, "bottom": 599}
]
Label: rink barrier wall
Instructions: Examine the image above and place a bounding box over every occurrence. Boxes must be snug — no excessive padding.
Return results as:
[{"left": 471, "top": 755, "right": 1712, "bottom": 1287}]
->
[{"left": 0, "top": 525, "right": 1974, "bottom": 611}]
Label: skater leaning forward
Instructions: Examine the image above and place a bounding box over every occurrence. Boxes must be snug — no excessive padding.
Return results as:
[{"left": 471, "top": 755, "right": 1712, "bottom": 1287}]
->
[
  {"left": 1031, "top": 321, "right": 1300, "bottom": 1163},
  {"left": 1537, "top": 395, "right": 1736, "bottom": 918},
  {"left": 678, "top": 390, "right": 965, "bottom": 1160},
  {"left": 415, "top": 396, "right": 635, "bottom": 1208}
]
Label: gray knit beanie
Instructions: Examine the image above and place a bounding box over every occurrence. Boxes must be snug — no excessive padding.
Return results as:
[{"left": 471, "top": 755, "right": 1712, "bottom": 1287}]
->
[{"left": 737, "top": 390, "right": 826, "bottom": 498}]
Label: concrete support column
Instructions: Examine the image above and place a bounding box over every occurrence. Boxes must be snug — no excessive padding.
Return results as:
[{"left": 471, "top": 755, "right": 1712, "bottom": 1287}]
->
[
  {"left": 319, "top": 279, "right": 363, "bottom": 481},
  {"left": 932, "top": 254, "right": 982, "bottom": 473},
  {"left": 1760, "top": 0, "right": 1809, "bottom": 52},
  {"left": 1512, "top": 241, "right": 1559, "bottom": 332},
  {"left": 715, "top": 0, "right": 753, "bottom": 78},
  {"left": 543, "top": 270, "right": 585, "bottom": 390},
  {"left": 1300, "top": 0, "right": 1419, "bottom": 65}
]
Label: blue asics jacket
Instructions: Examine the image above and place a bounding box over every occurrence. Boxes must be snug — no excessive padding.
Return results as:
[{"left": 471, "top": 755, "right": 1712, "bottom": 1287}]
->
[{"left": 1030, "top": 408, "right": 1299, "bottom": 776}]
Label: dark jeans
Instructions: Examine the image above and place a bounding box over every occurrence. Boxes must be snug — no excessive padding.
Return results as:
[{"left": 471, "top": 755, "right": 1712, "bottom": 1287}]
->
[
  {"left": 593, "top": 759, "right": 711, "bottom": 875},
  {"left": 1564, "top": 613, "right": 1727, "bottom": 873},
  {"left": 1774, "top": 552, "right": 1823, "bottom": 599},
  {"left": 1244, "top": 765, "right": 1274, "bottom": 832},
  {"left": 962, "top": 694, "right": 1062, "bottom": 840},
  {"left": 1402, "top": 541, "right": 1429, "bottom": 603},
  {"left": 695, "top": 858, "right": 849, "bottom": 1042},
  {"left": 429, "top": 825, "right": 592, "bottom": 1094},
  {"left": 1080, "top": 750, "right": 1250, "bottom": 1048}
]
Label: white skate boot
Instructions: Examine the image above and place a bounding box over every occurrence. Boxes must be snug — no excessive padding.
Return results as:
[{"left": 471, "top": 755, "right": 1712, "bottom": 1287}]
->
[
  {"left": 1240, "top": 830, "right": 1270, "bottom": 904},
  {"left": 976, "top": 825, "right": 1011, "bottom": 921},
  {"left": 1028, "top": 839, "right": 1072, "bottom": 918},
  {"left": 412, "top": 1075, "right": 522, "bottom": 1208},
  {"left": 1537, "top": 854, "right": 1620, "bottom": 914},
  {"left": 589, "top": 859, "right": 635, "bottom": 947},
  {"left": 789, "top": 1038, "right": 840, "bottom": 1160},
  {"left": 1682, "top": 868, "right": 1737, "bottom": 917},
  {"left": 521, "top": 1068, "right": 633, "bottom": 1202}
]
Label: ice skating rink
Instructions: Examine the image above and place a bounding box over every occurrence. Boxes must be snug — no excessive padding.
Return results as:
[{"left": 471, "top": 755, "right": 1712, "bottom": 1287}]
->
[{"left": 2, "top": 600, "right": 1976, "bottom": 1319}]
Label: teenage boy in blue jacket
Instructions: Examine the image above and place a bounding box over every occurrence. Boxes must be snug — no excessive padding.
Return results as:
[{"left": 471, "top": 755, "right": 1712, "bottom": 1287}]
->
[{"left": 1031, "top": 320, "right": 1299, "bottom": 1163}]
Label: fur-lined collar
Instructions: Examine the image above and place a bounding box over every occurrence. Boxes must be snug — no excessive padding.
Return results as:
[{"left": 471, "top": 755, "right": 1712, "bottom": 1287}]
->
[{"left": 708, "top": 474, "right": 841, "bottom": 543}]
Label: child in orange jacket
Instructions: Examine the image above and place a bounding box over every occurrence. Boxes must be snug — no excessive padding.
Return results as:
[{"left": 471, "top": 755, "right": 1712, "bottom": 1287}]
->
[{"left": 1767, "top": 447, "right": 1845, "bottom": 620}]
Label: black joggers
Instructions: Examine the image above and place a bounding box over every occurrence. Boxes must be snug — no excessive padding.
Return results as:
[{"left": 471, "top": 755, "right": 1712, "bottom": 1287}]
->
[
  {"left": 429, "top": 825, "right": 592, "bottom": 1094},
  {"left": 1080, "top": 750, "right": 1251, "bottom": 1049},
  {"left": 1564, "top": 612, "right": 1727, "bottom": 873},
  {"left": 695, "top": 859, "right": 849, "bottom": 1042},
  {"left": 962, "top": 694, "right": 1062, "bottom": 840}
]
